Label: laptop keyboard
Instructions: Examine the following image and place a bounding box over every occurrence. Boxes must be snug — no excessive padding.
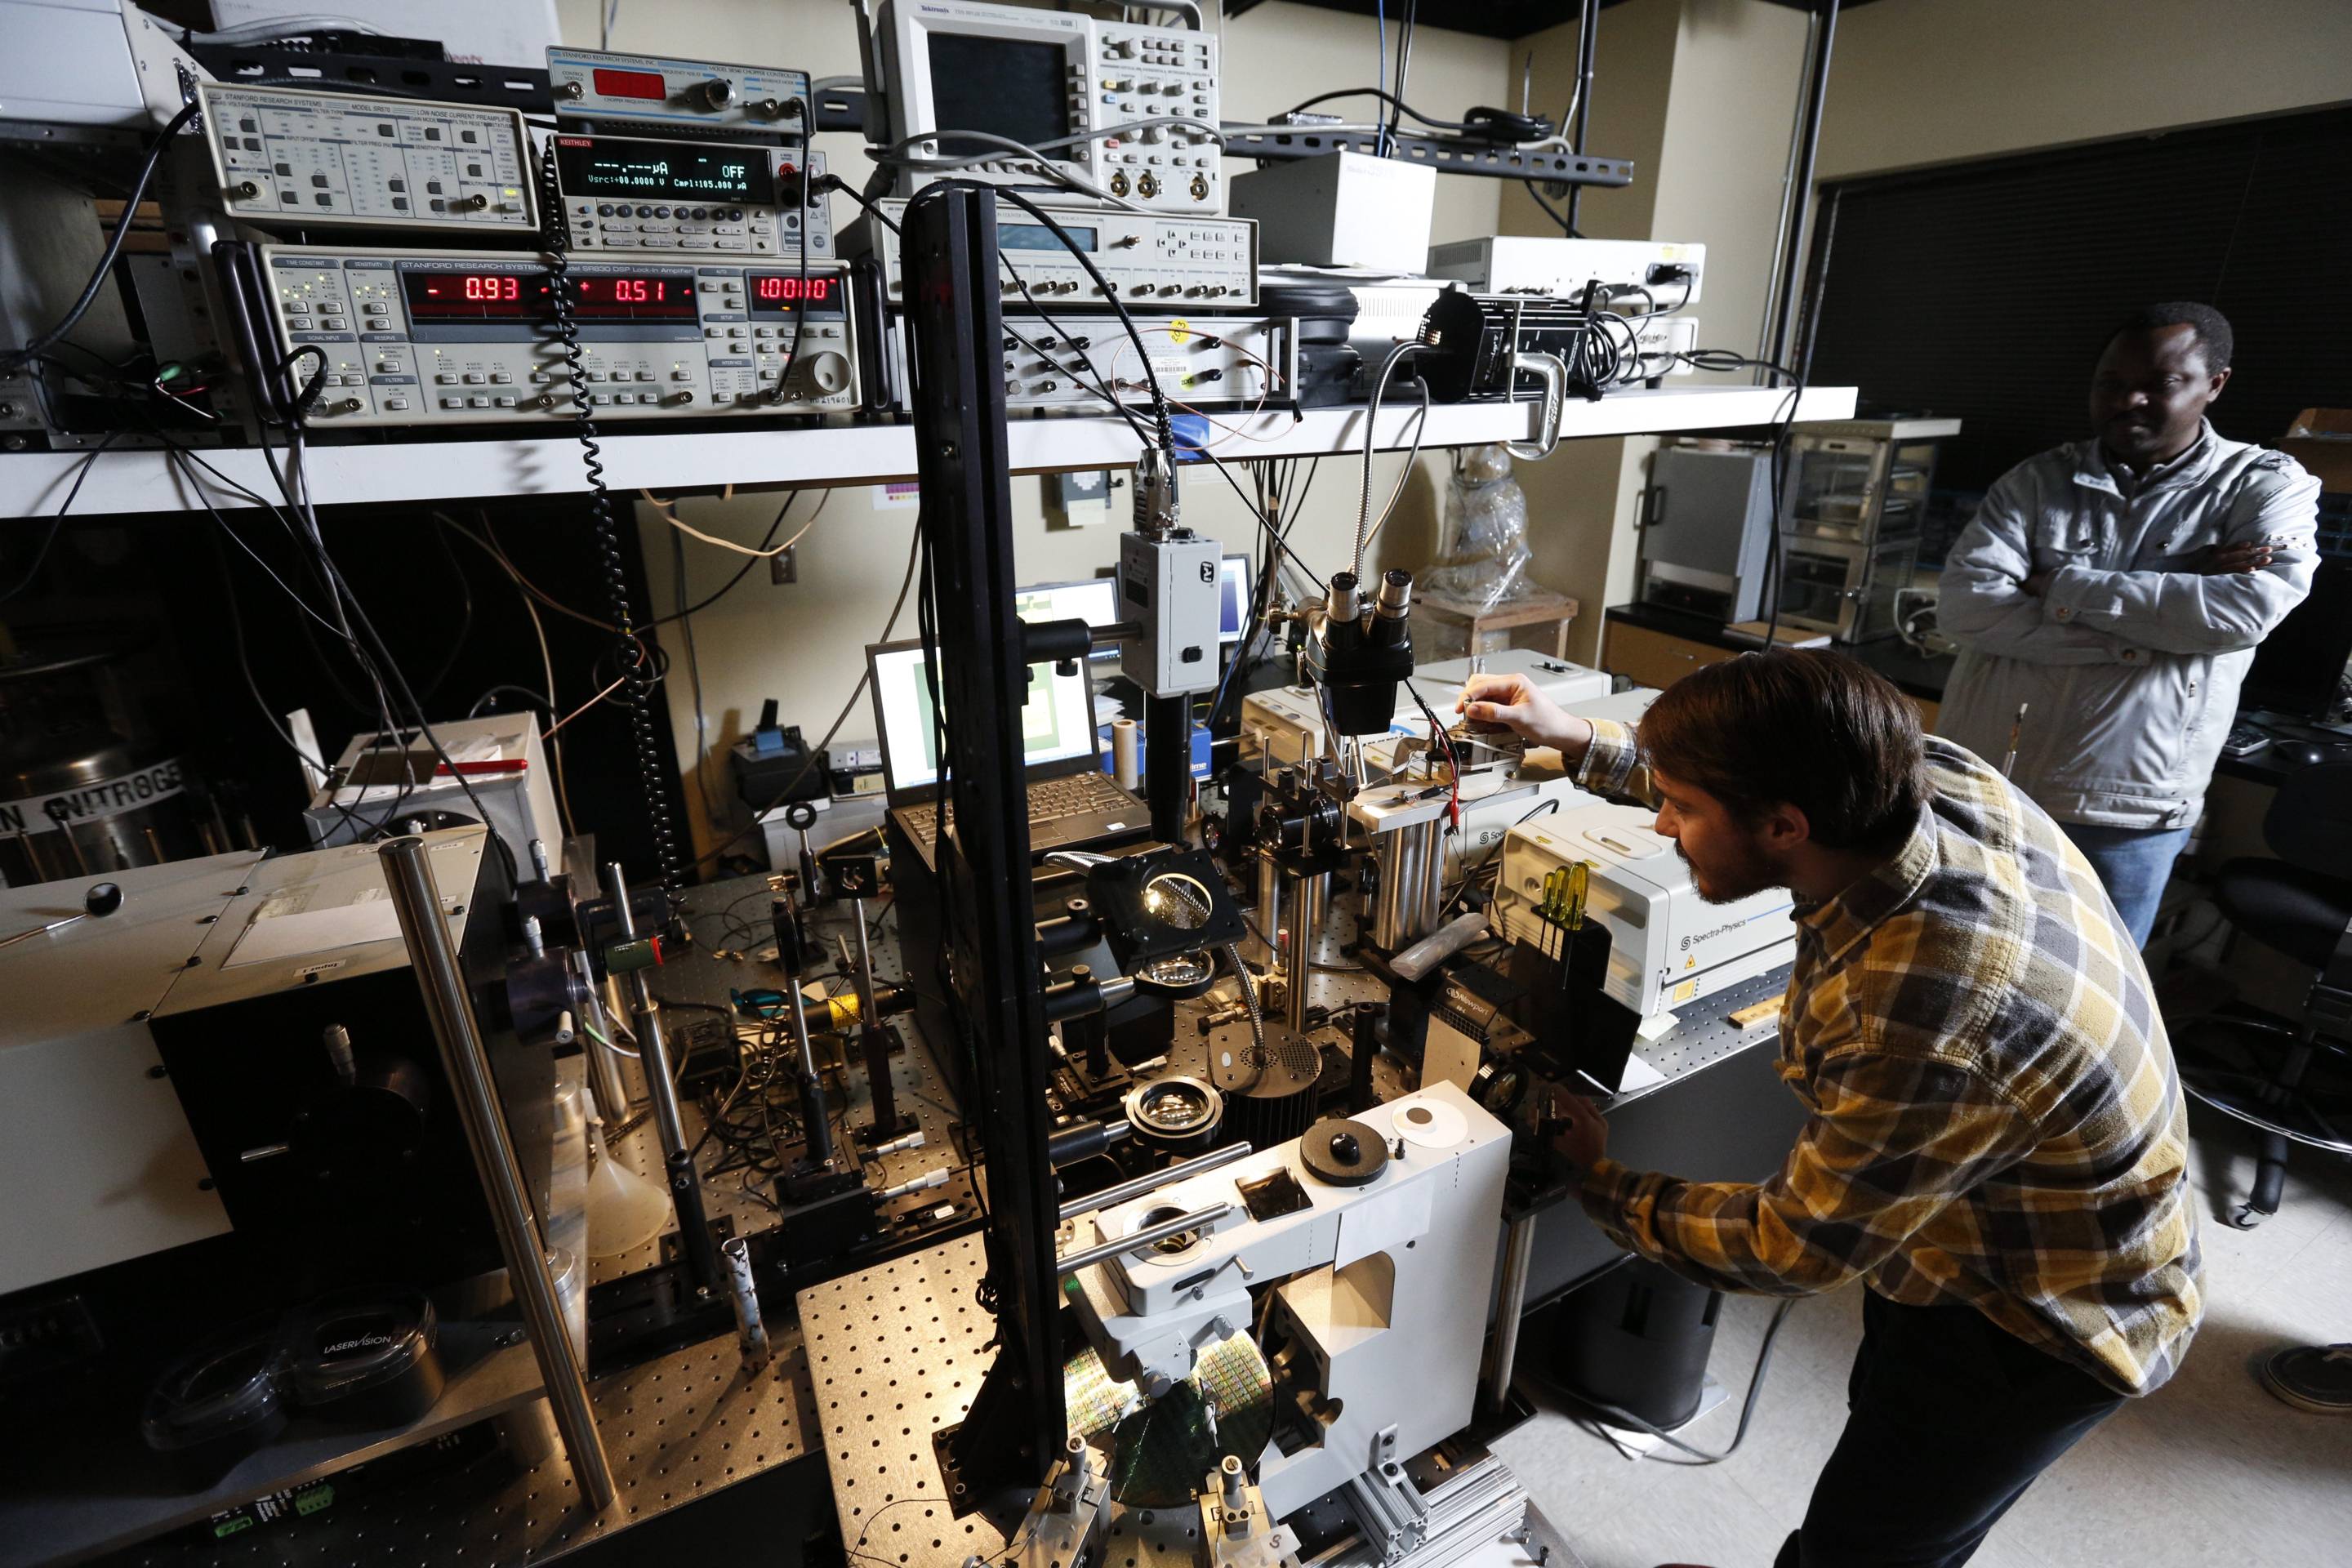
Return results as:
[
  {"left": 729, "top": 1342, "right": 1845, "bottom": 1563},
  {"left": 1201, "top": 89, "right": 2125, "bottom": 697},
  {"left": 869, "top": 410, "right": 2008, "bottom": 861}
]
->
[
  {"left": 898, "top": 771, "right": 1132, "bottom": 841},
  {"left": 1031, "top": 770, "right": 1132, "bottom": 822}
]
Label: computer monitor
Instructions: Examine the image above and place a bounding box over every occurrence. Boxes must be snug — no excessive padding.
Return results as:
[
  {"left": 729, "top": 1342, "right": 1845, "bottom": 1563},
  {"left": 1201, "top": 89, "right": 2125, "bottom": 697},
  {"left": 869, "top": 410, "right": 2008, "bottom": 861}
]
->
[
  {"left": 867, "top": 640, "right": 1099, "bottom": 797},
  {"left": 2243, "top": 556, "right": 2352, "bottom": 721},
  {"left": 1219, "top": 554, "right": 1252, "bottom": 646},
  {"left": 1014, "top": 577, "right": 1121, "bottom": 661}
]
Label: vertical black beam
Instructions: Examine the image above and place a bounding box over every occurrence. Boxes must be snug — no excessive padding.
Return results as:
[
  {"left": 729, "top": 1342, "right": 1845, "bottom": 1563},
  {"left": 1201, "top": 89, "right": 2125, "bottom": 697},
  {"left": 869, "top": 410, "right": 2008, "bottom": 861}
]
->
[
  {"left": 900, "top": 188, "right": 1064, "bottom": 1491},
  {"left": 1562, "top": 0, "right": 1602, "bottom": 232},
  {"left": 1766, "top": 0, "right": 1840, "bottom": 375},
  {"left": 1793, "top": 184, "right": 1843, "bottom": 386},
  {"left": 1146, "top": 691, "right": 1191, "bottom": 842}
]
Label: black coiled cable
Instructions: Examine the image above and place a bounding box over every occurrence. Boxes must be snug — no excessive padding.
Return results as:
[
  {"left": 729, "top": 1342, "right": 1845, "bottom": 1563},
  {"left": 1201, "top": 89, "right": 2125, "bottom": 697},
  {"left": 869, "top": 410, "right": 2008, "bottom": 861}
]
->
[{"left": 535, "top": 145, "right": 684, "bottom": 899}]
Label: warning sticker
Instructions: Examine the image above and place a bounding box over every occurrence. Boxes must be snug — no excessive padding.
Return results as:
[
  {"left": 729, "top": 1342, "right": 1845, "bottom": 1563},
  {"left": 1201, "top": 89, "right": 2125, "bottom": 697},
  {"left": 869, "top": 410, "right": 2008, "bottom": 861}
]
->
[{"left": 0, "top": 756, "right": 186, "bottom": 836}]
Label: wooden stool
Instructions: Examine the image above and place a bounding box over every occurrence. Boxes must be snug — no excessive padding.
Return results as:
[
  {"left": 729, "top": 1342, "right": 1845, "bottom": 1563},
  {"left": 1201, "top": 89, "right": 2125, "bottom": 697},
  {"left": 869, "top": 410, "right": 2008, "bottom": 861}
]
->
[{"left": 1415, "top": 587, "right": 1581, "bottom": 662}]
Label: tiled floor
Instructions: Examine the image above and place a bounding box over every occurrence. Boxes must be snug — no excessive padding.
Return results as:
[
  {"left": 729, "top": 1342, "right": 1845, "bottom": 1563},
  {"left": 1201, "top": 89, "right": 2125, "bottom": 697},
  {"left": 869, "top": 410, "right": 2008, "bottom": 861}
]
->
[{"left": 1496, "top": 1110, "right": 2352, "bottom": 1568}]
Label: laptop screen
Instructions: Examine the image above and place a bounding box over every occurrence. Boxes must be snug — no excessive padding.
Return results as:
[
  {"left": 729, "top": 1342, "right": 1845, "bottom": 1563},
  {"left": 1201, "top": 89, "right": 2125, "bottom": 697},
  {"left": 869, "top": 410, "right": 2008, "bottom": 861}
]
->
[
  {"left": 1014, "top": 578, "right": 1121, "bottom": 662},
  {"left": 869, "top": 640, "right": 1098, "bottom": 793},
  {"left": 1220, "top": 555, "right": 1251, "bottom": 645}
]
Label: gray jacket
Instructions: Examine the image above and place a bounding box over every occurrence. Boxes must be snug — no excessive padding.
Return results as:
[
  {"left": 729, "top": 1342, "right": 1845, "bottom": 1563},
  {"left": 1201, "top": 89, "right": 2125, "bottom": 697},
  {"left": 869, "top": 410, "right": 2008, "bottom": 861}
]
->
[{"left": 1937, "top": 422, "right": 2319, "bottom": 831}]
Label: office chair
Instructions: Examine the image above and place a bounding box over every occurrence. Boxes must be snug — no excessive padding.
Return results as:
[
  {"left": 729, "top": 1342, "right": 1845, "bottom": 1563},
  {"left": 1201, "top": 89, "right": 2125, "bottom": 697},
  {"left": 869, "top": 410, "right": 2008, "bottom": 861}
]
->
[{"left": 2176, "top": 760, "right": 2352, "bottom": 1227}]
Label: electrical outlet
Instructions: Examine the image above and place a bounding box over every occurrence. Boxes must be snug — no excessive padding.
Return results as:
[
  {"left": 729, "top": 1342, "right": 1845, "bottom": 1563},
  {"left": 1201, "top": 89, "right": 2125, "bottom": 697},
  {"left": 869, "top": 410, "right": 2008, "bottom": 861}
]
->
[
  {"left": 770, "top": 546, "right": 797, "bottom": 585},
  {"left": 1045, "top": 470, "right": 1119, "bottom": 529}
]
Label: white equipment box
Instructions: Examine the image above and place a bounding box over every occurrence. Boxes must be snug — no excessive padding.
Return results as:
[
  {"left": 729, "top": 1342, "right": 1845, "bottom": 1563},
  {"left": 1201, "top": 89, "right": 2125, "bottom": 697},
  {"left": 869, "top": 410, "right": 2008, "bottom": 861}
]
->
[
  {"left": 0, "top": 853, "right": 252, "bottom": 1295},
  {"left": 848, "top": 197, "right": 1257, "bottom": 306},
  {"left": 199, "top": 82, "right": 537, "bottom": 233},
  {"left": 547, "top": 46, "right": 809, "bottom": 130},
  {"left": 1426, "top": 235, "right": 1706, "bottom": 309},
  {"left": 1231, "top": 150, "right": 1434, "bottom": 274},
  {"left": 1493, "top": 800, "right": 1796, "bottom": 1023},
  {"left": 302, "top": 711, "right": 561, "bottom": 868},
  {"left": 1409, "top": 649, "right": 1613, "bottom": 712},
  {"left": 1120, "top": 529, "right": 1224, "bottom": 697},
  {"left": 1241, "top": 652, "right": 1615, "bottom": 771}
]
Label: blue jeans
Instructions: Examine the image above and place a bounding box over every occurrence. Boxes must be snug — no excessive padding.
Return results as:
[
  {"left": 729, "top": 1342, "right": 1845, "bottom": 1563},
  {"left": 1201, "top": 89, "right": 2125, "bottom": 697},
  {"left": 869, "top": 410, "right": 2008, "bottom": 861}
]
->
[{"left": 2065, "top": 822, "right": 2191, "bottom": 948}]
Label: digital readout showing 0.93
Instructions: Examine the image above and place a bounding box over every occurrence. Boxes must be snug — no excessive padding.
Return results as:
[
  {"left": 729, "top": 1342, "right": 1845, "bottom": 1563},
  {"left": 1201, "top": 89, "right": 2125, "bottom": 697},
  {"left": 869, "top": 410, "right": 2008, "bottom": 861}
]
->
[
  {"left": 746, "top": 273, "right": 844, "bottom": 318},
  {"left": 399, "top": 270, "right": 697, "bottom": 322}
]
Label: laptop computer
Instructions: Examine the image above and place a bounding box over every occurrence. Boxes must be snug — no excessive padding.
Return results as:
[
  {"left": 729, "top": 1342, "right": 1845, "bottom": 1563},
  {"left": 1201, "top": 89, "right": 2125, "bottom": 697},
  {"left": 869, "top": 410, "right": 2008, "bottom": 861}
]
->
[{"left": 866, "top": 639, "right": 1149, "bottom": 866}]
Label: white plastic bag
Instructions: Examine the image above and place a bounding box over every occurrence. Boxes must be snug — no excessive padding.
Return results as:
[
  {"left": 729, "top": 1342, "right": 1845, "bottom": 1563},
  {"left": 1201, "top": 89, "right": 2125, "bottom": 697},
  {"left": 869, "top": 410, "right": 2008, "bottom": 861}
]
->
[{"left": 1423, "top": 444, "right": 1532, "bottom": 611}]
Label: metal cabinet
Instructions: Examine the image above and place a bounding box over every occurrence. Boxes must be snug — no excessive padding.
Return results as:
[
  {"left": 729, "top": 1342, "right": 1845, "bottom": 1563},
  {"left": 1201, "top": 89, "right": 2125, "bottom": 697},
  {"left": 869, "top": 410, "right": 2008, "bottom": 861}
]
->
[{"left": 1776, "top": 416, "right": 1958, "bottom": 643}]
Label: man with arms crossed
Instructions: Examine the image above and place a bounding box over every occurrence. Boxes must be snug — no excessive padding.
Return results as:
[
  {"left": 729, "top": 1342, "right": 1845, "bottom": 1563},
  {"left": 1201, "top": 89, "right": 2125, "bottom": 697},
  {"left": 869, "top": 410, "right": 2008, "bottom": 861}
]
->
[
  {"left": 1460, "top": 651, "right": 2201, "bottom": 1568},
  {"left": 1939, "top": 301, "right": 2318, "bottom": 946}
]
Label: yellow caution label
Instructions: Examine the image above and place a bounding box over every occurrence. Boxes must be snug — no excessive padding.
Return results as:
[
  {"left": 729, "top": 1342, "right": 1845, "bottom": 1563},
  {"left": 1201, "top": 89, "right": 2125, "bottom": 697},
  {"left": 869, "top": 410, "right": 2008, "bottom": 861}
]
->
[{"left": 1673, "top": 978, "right": 1699, "bottom": 1004}]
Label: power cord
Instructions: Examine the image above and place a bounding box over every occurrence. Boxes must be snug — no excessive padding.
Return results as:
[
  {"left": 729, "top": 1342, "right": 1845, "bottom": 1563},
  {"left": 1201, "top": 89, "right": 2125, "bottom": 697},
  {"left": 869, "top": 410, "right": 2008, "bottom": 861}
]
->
[
  {"left": 770, "top": 89, "right": 816, "bottom": 407},
  {"left": 537, "top": 138, "right": 685, "bottom": 898}
]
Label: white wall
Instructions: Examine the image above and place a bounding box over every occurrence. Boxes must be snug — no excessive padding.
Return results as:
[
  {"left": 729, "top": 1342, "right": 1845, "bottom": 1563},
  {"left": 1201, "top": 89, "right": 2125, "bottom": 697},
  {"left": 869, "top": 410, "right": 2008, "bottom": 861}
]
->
[
  {"left": 1817, "top": 0, "right": 2352, "bottom": 180},
  {"left": 1497, "top": 0, "right": 1808, "bottom": 664},
  {"left": 544, "top": 0, "right": 1508, "bottom": 857},
  {"left": 1485, "top": 0, "right": 2352, "bottom": 668}
]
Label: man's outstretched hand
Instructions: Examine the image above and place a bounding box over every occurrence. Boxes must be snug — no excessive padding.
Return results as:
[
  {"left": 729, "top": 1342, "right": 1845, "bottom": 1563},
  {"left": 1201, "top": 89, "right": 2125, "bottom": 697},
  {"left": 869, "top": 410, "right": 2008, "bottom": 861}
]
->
[
  {"left": 1546, "top": 1087, "right": 1610, "bottom": 1173},
  {"left": 1458, "top": 673, "right": 1593, "bottom": 758}
]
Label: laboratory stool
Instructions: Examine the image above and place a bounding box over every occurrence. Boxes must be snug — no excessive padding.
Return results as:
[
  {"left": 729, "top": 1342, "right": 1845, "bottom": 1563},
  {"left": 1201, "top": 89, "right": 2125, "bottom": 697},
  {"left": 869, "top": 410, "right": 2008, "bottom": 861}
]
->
[{"left": 2176, "top": 760, "right": 2352, "bottom": 1228}]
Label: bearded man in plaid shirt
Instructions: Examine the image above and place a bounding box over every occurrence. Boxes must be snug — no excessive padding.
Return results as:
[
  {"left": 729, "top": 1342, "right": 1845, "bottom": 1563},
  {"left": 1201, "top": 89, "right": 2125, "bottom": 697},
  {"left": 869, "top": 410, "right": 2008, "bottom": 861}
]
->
[{"left": 1461, "top": 649, "right": 2202, "bottom": 1568}]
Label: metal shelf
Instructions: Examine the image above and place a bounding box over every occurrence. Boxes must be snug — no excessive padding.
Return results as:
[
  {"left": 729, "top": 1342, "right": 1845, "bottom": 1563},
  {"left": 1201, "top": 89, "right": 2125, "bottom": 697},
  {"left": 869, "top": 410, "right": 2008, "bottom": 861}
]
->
[
  {"left": 0, "top": 385, "right": 1855, "bottom": 515},
  {"left": 3, "top": 1317, "right": 545, "bottom": 1567}
]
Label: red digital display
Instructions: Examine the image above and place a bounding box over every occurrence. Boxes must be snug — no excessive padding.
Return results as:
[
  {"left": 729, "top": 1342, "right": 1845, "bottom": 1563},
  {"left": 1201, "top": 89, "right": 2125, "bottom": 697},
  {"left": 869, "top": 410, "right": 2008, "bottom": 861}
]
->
[
  {"left": 402, "top": 270, "right": 549, "bottom": 322},
  {"left": 747, "top": 271, "right": 844, "bottom": 318},
  {"left": 399, "top": 269, "right": 696, "bottom": 323},
  {"left": 572, "top": 273, "right": 697, "bottom": 320},
  {"left": 591, "top": 67, "right": 669, "bottom": 101},
  {"left": 754, "top": 275, "right": 831, "bottom": 303}
]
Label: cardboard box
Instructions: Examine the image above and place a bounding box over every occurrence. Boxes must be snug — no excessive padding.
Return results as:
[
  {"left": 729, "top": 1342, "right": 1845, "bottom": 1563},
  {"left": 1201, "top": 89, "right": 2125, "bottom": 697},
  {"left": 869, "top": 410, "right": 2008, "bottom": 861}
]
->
[{"left": 2279, "top": 408, "right": 2352, "bottom": 495}]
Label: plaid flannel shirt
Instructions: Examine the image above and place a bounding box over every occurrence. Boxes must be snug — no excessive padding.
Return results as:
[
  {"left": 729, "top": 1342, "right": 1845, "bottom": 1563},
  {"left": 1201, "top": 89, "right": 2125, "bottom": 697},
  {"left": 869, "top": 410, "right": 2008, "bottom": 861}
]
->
[{"left": 1570, "top": 719, "right": 2203, "bottom": 1396}]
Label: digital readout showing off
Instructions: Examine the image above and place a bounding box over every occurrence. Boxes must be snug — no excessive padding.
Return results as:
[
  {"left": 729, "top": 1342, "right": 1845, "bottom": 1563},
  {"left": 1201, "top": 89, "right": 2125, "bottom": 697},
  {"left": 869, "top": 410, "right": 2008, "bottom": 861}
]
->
[
  {"left": 746, "top": 273, "right": 844, "bottom": 318},
  {"left": 555, "top": 136, "right": 776, "bottom": 204}
]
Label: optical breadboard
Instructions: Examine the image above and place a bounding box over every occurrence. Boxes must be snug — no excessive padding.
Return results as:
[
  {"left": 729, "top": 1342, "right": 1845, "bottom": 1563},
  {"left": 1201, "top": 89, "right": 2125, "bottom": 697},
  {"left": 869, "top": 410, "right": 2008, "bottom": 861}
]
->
[
  {"left": 994, "top": 313, "right": 1290, "bottom": 410},
  {"left": 849, "top": 198, "right": 1254, "bottom": 306},
  {"left": 547, "top": 47, "right": 810, "bottom": 132},
  {"left": 877, "top": 0, "right": 1221, "bottom": 212},
  {"left": 198, "top": 82, "right": 536, "bottom": 232},
  {"left": 257, "top": 247, "right": 855, "bottom": 425},
  {"left": 555, "top": 136, "right": 833, "bottom": 258}
]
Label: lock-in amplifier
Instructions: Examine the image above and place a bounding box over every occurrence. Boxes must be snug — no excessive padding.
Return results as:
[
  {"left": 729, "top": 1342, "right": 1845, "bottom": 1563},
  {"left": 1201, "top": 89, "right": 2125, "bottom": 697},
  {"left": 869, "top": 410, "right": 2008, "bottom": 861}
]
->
[{"left": 252, "top": 246, "right": 856, "bottom": 426}]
